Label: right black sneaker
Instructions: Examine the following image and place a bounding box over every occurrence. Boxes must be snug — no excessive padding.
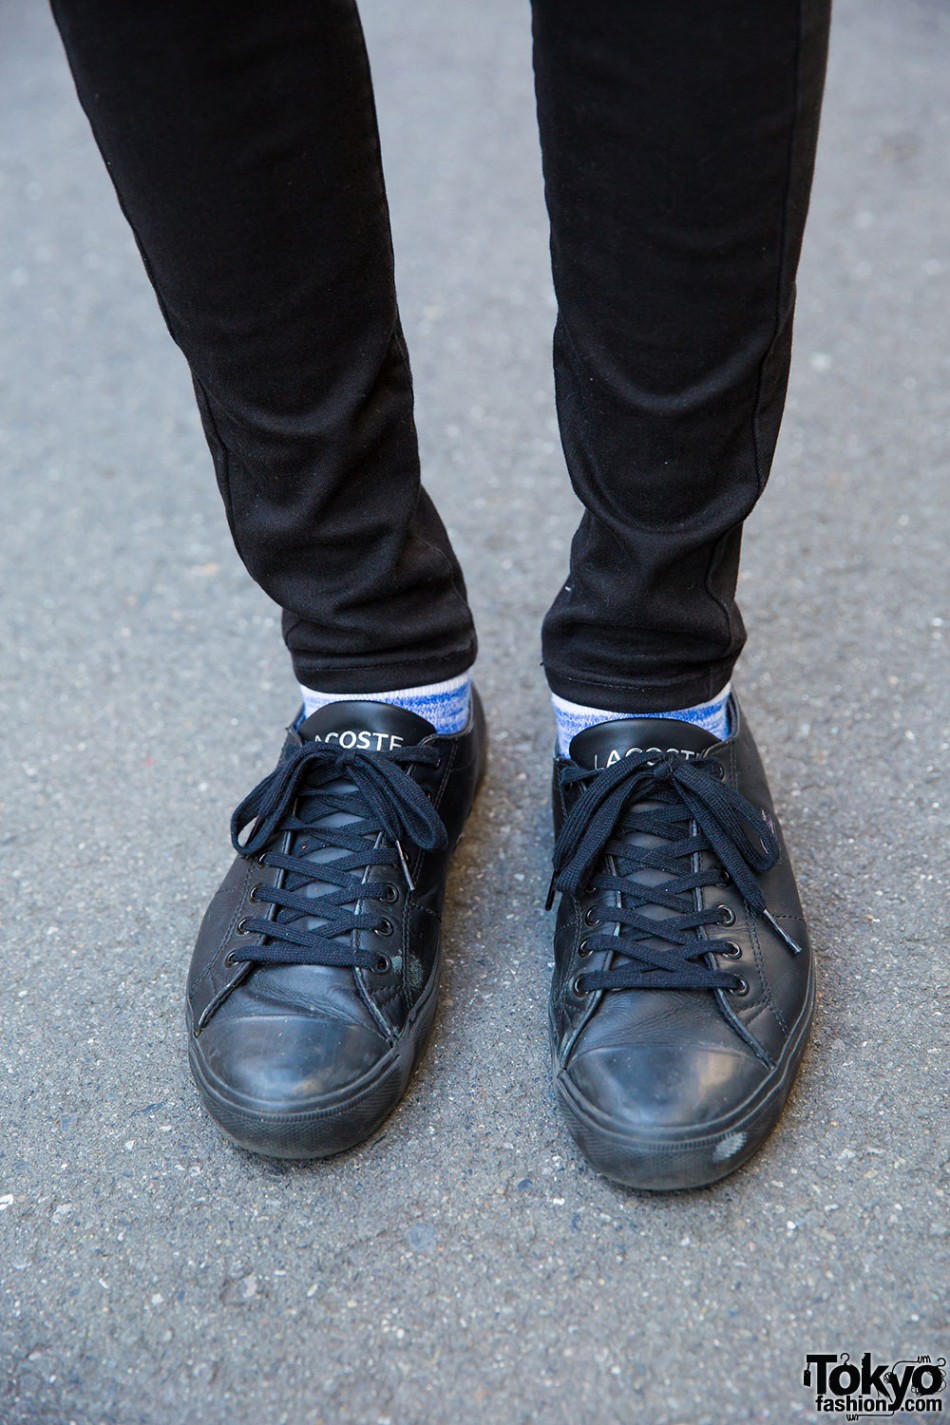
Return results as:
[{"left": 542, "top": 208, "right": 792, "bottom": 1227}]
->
[
  {"left": 187, "top": 693, "right": 486, "bottom": 1159},
  {"left": 547, "top": 695, "right": 814, "bottom": 1190}
]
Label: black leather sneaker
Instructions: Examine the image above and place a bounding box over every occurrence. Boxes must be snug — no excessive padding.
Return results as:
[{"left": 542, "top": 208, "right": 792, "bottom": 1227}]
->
[
  {"left": 547, "top": 695, "right": 814, "bottom": 1190},
  {"left": 187, "top": 693, "right": 486, "bottom": 1158}
]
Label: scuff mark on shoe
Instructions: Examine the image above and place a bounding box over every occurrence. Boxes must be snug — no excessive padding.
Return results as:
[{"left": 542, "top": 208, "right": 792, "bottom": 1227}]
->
[{"left": 713, "top": 1131, "right": 747, "bottom": 1162}]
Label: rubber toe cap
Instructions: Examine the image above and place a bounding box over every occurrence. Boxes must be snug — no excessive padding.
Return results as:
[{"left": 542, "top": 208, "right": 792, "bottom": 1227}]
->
[
  {"left": 565, "top": 1042, "right": 769, "bottom": 1133},
  {"left": 196, "top": 1012, "right": 391, "bottom": 1111}
]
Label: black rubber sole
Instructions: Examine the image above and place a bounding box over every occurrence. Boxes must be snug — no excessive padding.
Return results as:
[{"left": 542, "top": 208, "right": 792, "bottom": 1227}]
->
[{"left": 553, "top": 963, "right": 816, "bottom": 1191}]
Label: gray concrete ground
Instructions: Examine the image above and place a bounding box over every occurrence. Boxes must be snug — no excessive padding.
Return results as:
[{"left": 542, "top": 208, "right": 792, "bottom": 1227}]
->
[{"left": 1, "top": 1, "right": 948, "bottom": 1421}]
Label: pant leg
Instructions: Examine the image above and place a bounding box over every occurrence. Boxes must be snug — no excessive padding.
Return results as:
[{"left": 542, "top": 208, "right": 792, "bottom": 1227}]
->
[
  {"left": 50, "top": 0, "right": 476, "bottom": 693},
  {"left": 532, "top": 0, "right": 831, "bottom": 713}
]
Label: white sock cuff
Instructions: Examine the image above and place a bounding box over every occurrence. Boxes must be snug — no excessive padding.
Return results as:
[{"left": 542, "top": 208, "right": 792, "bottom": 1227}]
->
[
  {"left": 552, "top": 682, "right": 732, "bottom": 756},
  {"left": 299, "top": 670, "right": 473, "bottom": 734}
]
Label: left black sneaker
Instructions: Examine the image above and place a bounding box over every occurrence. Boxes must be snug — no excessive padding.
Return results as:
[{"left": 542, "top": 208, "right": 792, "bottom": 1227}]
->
[
  {"left": 187, "top": 694, "right": 486, "bottom": 1159},
  {"left": 547, "top": 695, "right": 814, "bottom": 1190}
]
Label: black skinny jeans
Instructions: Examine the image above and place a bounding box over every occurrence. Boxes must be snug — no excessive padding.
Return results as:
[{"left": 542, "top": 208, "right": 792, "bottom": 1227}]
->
[{"left": 51, "top": 0, "right": 830, "bottom": 712}]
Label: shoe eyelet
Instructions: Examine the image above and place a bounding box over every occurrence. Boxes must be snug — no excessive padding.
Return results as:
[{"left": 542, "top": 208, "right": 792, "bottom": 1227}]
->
[
  {"left": 236, "top": 917, "right": 251, "bottom": 935},
  {"left": 716, "top": 904, "right": 736, "bottom": 927},
  {"left": 375, "top": 918, "right": 394, "bottom": 937},
  {"left": 381, "top": 883, "right": 399, "bottom": 904},
  {"left": 717, "top": 941, "right": 742, "bottom": 960},
  {"left": 248, "top": 884, "right": 261, "bottom": 903},
  {"left": 727, "top": 976, "right": 749, "bottom": 997},
  {"left": 256, "top": 852, "right": 269, "bottom": 867},
  {"left": 718, "top": 869, "right": 732, "bottom": 887},
  {"left": 374, "top": 954, "right": 392, "bottom": 975},
  {"left": 224, "top": 951, "right": 237, "bottom": 968},
  {"left": 578, "top": 940, "right": 593, "bottom": 958},
  {"left": 583, "top": 906, "right": 600, "bottom": 928},
  {"left": 572, "top": 974, "right": 591, "bottom": 997}
]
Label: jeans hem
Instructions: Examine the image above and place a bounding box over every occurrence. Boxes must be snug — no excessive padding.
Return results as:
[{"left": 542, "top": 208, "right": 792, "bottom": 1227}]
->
[
  {"left": 289, "top": 640, "right": 478, "bottom": 696},
  {"left": 543, "top": 657, "right": 738, "bottom": 716}
]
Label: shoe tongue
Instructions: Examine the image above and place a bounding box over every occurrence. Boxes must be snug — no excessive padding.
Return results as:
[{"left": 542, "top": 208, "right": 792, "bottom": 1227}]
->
[
  {"left": 569, "top": 716, "right": 721, "bottom": 771},
  {"left": 286, "top": 700, "right": 436, "bottom": 946},
  {"left": 297, "top": 699, "right": 436, "bottom": 752}
]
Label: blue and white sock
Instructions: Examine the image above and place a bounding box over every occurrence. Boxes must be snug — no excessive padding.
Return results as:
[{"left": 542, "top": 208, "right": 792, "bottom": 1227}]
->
[
  {"left": 552, "top": 683, "right": 732, "bottom": 758},
  {"left": 299, "top": 670, "right": 473, "bottom": 735}
]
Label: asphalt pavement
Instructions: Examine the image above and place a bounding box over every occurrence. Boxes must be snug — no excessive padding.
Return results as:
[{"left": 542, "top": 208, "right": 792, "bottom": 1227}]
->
[{"left": 1, "top": 1, "right": 948, "bottom": 1421}]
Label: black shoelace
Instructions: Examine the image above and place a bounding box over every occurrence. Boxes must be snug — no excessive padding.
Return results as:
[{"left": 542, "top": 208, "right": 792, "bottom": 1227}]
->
[
  {"left": 228, "top": 740, "right": 447, "bottom": 971},
  {"left": 549, "top": 749, "right": 802, "bottom": 993}
]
